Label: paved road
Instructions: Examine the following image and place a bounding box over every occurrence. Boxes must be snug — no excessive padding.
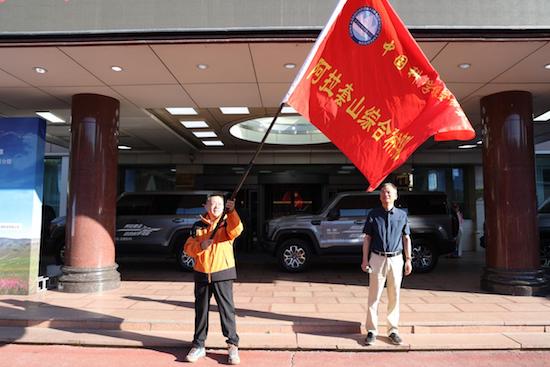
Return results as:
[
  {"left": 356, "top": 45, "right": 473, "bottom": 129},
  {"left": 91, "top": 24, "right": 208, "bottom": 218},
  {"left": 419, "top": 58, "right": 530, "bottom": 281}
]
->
[{"left": 3, "top": 344, "right": 550, "bottom": 367}]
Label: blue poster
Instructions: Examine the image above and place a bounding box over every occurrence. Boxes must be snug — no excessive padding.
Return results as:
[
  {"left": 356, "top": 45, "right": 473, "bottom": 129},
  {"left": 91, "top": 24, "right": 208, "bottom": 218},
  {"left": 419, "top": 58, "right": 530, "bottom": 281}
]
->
[{"left": 0, "top": 117, "right": 46, "bottom": 295}]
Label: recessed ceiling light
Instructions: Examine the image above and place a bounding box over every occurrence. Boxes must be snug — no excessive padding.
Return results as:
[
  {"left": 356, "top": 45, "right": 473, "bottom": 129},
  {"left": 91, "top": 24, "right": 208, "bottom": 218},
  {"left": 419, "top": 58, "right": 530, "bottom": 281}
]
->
[
  {"left": 220, "top": 107, "right": 249, "bottom": 115},
  {"left": 118, "top": 145, "right": 132, "bottom": 150},
  {"left": 196, "top": 64, "right": 208, "bottom": 70},
  {"left": 337, "top": 170, "right": 351, "bottom": 174},
  {"left": 36, "top": 111, "right": 65, "bottom": 123},
  {"left": 111, "top": 65, "right": 123, "bottom": 72},
  {"left": 284, "top": 63, "right": 296, "bottom": 69},
  {"left": 281, "top": 106, "right": 297, "bottom": 114},
  {"left": 181, "top": 120, "right": 209, "bottom": 128},
  {"left": 544, "top": 63, "right": 550, "bottom": 70},
  {"left": 458, "top": 144, "right": 477, "bottom": 149},
  {"left": 534, "top": 110, "right": 550, "bottom": 122},
  {"left": 166, "top": 107, "right": 198, "bottom": 115},
  {"left": 33, "top": 66, "right": 47, "bottom": 74},
  {"left": 170, "top": 168, "right": 176, "bottom": 172},
  {"left": 458, "top": 63, "right": 471, "bottom": 69},
  {"left": 202, "top": 140, "right": 224, "bottom": 146},
  {"left": 192, "top": 131, "right": 217, "bottom": 138},
  {"left": 341, "top": 165, "right": 355, "bottom": 170}
]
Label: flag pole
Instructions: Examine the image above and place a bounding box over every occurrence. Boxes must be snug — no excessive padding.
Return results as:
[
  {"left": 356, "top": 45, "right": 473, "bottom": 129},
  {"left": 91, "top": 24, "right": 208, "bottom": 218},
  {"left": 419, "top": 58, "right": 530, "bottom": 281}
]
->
[
  {"left": 229, "top": 102, "right": 285, "bottom": 201},
  {"left": 209, "top": 102, "right": 285, "bottom": 238}
]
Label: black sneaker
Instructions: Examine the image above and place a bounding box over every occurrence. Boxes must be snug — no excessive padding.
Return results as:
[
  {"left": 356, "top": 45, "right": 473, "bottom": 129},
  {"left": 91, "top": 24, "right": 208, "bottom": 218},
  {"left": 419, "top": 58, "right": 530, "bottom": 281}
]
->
[
  {"left": 365, "top": 332, "right": 376, "bottom": 346},
  {"left": 388, "top": 332, "right": 403, "bottom": 345}
]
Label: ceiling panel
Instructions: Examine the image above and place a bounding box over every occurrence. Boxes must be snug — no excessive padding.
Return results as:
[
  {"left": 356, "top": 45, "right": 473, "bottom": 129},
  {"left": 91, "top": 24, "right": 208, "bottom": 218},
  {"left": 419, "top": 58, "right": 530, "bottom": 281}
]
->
[
  {"left": 456, "top": 97, "right": 482, "bottom": 127},
  {"left": 258, "top": 83, "right": 290, "bottom": 107},
  {"left": 46, "top": 125, "right": 71, "bottom": 137},
  {"left": 119, "top": 103, "right": 150, "bottom": 118},
  {"left": 42, "top": 86, "right": 124, "bottom": 103},
  {"left": 0, "top": 47, "right": 103, "bottom": 87},
  {"left": 113, "top": 84, "right": 195, "bottom": 108},
  {"left": 0, "top": 87, "right": 67, "bottom": 109},
  {"left": 466, "top": 83, "right": 550, "bottom": 116},
  {"left": 250, "top": 42, "right": 311, "bottom": 83},
  {"left": 128, "top": 127, "right": 195, "bottom": 153},
  {"left": 0, "top": 39, "right": 549, "bottom": 151},
  {"left": 445, "top": 82, "right": 484, "bottom": 101},
  {"left": 432, "top": 41, "right": 547, "bottom": 83},
  {"left": 418, "top": 42, "right": 448, "bottom": 61},
  {"left": 119, "top": 117, "right": 159, "bottom": 130},
  {"left": 0, "top": 100, "right": 18, "bottom": 115},
  {"left": 0, "top": 69, "right": 28, "bottom": 87},
  {"left": 61, "top": 45, "right": 177, "bottom": 85},
  {"left": 151, "top": 43, "right": 256, "bottom": 84},
  {"left": 493, "top": 42, "right": 550, "bottom": 83},
  {"left": 184, "top": 83, "right": 262, "bottom": 108}
]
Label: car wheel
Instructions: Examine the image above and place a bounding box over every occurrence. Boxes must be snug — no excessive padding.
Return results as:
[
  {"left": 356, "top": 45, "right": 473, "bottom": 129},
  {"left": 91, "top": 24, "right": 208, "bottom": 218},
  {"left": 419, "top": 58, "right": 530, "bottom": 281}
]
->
[
  {"left": 277, "top": 238, "right": 312, "bottom": 273},
  {"left": 411, "top": 240, "right": 438, "bottom": 273},
  {"left": 172, "top": 232, "right": 194, "bottom": 272}
]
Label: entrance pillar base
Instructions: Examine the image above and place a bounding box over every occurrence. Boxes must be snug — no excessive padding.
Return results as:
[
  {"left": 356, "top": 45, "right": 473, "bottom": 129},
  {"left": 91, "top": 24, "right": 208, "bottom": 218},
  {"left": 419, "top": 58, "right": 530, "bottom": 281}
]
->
[
  {"left": 58, "top": 264, "right": 120, "bottom": 293},
  {"left": 481, "top": 267, "right": 549, "bottom": 296}
]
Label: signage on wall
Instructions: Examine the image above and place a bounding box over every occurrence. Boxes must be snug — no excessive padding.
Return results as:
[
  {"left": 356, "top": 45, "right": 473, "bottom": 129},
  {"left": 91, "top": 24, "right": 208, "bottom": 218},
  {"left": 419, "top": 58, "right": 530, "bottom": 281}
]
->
[{"left": 0, "top": 117, "right": 46, "bottom": 295}]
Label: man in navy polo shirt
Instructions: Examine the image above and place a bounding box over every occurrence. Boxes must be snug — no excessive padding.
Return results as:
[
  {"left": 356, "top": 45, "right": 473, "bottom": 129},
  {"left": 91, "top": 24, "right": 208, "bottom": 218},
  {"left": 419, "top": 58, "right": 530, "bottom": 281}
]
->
[{"left": 361, "top": 183, "right": 412, "bottom": 346}]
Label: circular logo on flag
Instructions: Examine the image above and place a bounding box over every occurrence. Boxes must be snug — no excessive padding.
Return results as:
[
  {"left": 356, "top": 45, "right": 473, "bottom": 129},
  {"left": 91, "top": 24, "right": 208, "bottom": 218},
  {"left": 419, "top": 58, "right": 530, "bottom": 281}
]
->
[{"left": 349, "top": 7, "right": 382, "bottom": 45}]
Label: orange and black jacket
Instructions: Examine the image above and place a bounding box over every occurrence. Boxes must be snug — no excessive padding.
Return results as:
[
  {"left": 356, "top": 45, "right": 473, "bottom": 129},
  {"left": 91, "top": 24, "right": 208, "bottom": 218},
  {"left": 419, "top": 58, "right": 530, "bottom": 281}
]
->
[{"left": 184, "top": 210, "right": 243, "bottom": 283}]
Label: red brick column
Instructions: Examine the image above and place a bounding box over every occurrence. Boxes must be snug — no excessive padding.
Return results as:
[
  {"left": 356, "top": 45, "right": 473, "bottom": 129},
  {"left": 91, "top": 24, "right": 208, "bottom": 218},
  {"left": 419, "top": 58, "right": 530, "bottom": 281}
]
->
[
  {"left": 59, "top": 94, "right": 120, "bottom": 293},
  {"left": 480, "top": 91, "right": 548, "bottom": 296}
]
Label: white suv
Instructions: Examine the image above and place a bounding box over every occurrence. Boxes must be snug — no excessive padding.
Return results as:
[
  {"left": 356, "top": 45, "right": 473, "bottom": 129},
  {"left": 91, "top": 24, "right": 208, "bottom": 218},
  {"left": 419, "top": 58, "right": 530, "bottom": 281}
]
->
[{"left": 264, "top": 191, "right": 456, "bottom": 273}]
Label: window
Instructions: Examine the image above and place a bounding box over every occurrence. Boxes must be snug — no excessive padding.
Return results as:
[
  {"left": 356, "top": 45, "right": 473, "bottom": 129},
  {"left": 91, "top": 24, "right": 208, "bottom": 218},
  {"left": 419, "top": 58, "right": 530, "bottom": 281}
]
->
[
  {"left": 267, "top": 185, "right": 321, "bottom": 219},
  {"left": 175, "top": 195, "right": 208, "bottom": 215},
  {"left": 120, "top": 166, "right": 176, "bottom": 193},
  {"left": 117, "top": 195, "right": 154, "bottom": 216},
  {"left": 43, "top": 157, "right": 62, "bottom": 217},
  {"left": 539, "top": 199, "right": 550, "bottom": 214},
  {"left": 398, "top": 194, "right": 448, "bottom": 215},
  {"left": 332, "top": 195, "right": 380, "bottom": 217}
]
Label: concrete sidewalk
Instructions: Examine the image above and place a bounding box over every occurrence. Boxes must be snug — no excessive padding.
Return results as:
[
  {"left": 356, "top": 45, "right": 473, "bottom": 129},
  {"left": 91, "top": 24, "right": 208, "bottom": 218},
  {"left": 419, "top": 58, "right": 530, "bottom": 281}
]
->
[
  {"left": 2, "top": 345, "right": 550, "bottom": 367},
  {"left": 1, "top": 252, "right": 549, "bottom": 351}
]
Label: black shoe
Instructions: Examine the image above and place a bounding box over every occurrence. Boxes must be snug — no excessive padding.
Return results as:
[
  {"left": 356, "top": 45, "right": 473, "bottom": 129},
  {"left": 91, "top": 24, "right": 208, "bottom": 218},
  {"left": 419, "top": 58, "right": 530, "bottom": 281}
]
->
[
  {"left": 365, "top": 332, "right": 376, "bottom": 346},
  {"left": 388, "top": 332, "right": 403, "bottom": 345}
]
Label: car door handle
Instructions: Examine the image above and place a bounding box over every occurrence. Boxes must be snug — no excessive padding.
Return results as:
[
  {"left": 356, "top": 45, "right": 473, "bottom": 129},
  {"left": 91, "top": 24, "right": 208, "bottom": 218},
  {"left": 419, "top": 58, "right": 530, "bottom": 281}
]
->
[
  {"left": 354, "top": 220, "right": 365, "bottom": 225},
  {"left": 311, "top": 219, "right": 321, "bottom": 225},
  {"left": 172, "top": 218, "right": 186, "bottom": 223}
]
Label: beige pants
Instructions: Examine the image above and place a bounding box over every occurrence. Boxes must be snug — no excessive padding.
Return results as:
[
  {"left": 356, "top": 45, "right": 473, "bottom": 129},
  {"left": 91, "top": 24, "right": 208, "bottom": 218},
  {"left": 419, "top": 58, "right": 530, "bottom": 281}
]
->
[{"left": 366, "top": 253, "right": 404, "bottom": 336}]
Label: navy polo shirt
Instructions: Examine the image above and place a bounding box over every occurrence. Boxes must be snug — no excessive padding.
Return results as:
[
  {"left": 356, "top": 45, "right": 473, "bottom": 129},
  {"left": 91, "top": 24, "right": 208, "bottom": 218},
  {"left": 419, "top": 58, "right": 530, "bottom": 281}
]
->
[{"left": 362, "top": 206, "right": 410, "bottom": 253}]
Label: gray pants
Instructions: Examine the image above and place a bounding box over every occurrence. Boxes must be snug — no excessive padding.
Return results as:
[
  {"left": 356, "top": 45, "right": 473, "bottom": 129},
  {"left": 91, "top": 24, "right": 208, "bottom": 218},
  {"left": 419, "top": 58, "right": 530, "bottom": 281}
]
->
[{"left": 192, "top": 279, "right": 239, "bottom": 348}]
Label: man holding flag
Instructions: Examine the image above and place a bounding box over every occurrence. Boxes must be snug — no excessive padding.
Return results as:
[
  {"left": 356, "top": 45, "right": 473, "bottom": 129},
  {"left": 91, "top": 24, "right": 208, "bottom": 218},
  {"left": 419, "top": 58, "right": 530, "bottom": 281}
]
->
[{"left": 283, "top": 0, "right": 475, "bottom": 345}]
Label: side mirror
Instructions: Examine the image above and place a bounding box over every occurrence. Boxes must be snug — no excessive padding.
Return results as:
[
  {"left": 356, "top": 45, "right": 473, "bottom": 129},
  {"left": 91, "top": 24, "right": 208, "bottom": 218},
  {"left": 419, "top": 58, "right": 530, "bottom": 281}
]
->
[{"left": 327, "top": 208, "right": 340, "bottom": 221}]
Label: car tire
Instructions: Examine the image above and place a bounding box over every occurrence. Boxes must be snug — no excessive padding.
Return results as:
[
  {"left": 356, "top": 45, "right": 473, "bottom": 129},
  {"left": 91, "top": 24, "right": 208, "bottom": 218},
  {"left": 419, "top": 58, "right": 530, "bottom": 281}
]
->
[
  {"left": 411, "top": 239, "right": 438, "bottom": 273},
  {"left": 172, "top": 231, "right": 194, "bottom": 272},
  {"left": 277, "top": 238, "right": 312, "bottom": 273}
]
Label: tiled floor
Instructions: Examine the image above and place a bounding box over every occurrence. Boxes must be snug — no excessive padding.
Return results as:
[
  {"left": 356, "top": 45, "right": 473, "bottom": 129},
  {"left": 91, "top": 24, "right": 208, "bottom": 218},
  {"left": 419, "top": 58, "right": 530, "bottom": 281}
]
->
[{"left": 0, "top": 251, "right": 549, "bottom": 350}]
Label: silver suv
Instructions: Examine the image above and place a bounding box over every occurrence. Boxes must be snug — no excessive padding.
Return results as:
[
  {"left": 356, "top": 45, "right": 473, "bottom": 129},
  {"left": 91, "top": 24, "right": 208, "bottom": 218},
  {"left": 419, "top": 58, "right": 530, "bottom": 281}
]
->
[
  {"left": 264, "top": 191, "right": 456, "bottom": 273},
  {"left": 47, "top": 191, "right": 221, "bottom": 271}
]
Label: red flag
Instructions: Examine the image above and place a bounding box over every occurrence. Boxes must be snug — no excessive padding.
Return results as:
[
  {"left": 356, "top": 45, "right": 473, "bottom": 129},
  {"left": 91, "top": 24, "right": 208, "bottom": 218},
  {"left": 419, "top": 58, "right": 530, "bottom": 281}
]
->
[{"left": 284, "top": 0, "right": 475, "bottom": 191}]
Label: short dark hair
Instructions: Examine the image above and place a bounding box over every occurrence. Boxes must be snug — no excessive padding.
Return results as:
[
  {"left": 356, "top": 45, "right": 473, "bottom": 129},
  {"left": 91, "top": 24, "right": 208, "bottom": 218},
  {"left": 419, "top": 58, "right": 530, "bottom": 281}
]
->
[{"left": 207, "top": 192, "right": 226, "bottom": 201}]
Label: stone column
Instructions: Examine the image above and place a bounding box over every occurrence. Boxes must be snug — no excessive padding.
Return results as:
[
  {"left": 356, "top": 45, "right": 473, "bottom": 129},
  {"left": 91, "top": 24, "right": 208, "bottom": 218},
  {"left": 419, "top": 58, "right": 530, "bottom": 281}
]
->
[
  {"left": 59, "top": 94, "right": 120, "bottom": 293},
  {"left": 480, "top": 91, "right": 548, "bottom": 296}
]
